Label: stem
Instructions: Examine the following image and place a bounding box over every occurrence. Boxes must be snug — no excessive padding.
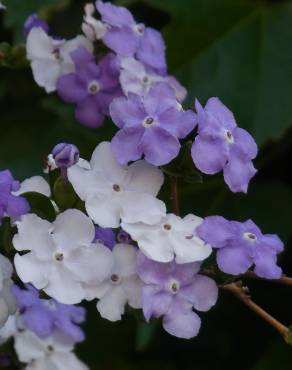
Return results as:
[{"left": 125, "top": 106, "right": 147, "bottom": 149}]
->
[
  {"left": 170, "top": 176, "right": 180, "bottom": 215},
  {"left": 243, "top": 271, "right": 292, "bottom": 287},
  {"left": 222, "top": 282, "right": 289, "bottom": 338}
]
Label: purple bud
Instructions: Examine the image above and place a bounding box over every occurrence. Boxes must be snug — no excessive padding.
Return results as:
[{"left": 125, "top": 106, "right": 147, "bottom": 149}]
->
[
  {"left": 116, "top": 229, "right": 132, "bottom": 244},
  {"left": 24, "top": 13, "right": 49, "bottom": 37},
  {"left": 52, "top": 143, "right": 79, "bottom": 169}
]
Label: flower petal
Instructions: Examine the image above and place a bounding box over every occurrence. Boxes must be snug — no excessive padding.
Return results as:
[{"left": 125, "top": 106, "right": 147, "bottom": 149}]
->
[
  {"left": 111, "top": 127, "right": 144, "bottom": 165},
  {"left": 96, "top": 286, "right": 127, "bottom": 321},
  {"left": 216, "top": 246, "right": 252, "bottom": 275}
]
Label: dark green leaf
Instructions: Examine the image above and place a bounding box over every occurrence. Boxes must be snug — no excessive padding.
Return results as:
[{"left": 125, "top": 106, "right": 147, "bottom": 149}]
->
[
  {"left": 53, "top": 176, "right": 78, "bottom": 210},
  {"left": 22, "top": 191, "right": 56, "bottom": 222}
]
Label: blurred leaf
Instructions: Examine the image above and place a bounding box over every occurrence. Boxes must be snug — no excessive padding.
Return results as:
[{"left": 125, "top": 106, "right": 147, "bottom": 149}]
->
[
  {"left": 22, "top": 191, "right": 56, "bottom": 221},
  {"left": 146, "top": 0, "right": 292, "bottom": 146},
  {"left": 0, "top": 217, "right": 14, "bottom": 257},
  {"left": 53, "top": 176, "right": 78, "bottom": 210},
  {"left": 0, "top": 42, "right": 27, "bottom": 68},
  {"left": 136, "top": 321, "right": 158, "bottom": 351},
  {"left": 250, "top": 341, "right": 292, "bottom": 370}
]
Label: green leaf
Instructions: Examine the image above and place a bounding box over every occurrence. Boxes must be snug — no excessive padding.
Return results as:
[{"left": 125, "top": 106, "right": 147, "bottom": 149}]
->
[
  {"left": 0, "top": 217, "right": 15, "bottom": 257},
  {"left": 0, "top": 42, "right": 27, "bottom": 68},
  {"left": 136, "top": 321, "right": 158, "bottom": 351},
  {"left": 146, "top": 0, "right": 292, "bottom": 146},
  {"left": 250, "top": 340, "right": 292, "bottom": 370},
  {"left": 22, "top": 191, "right": 56, "bottom": 222},
  {"left": 53, "top": 176, "right": 78, "bottom": 211}
]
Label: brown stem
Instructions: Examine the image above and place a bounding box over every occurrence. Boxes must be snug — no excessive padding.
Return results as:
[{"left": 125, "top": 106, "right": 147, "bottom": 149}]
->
[
  {"left": 170, "top": 176, "right": 180, "bottom": 215},
  {"left": 221, "top": 282, "right": 289, "bottom": 338},
  {"left": 243, "top": 271, "right": 292, "bottom": 287}
]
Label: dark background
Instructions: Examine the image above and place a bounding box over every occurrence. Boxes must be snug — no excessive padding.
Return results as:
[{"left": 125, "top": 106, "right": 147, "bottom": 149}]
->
[{"left": 1, "top": 0, "right": 292, "bottom": 369}]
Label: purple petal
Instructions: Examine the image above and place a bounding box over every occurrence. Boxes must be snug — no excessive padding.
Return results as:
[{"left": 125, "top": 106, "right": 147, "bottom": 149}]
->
[
  {"left": 253, "top": 251, "right": 282, "bottom": 279},
  {"left": 109, "top": 95, "right": 145, "bottom": 129},
  {"left": 137, "top": 28, "right": 167, "bottom": 74},
  {"left": 233, "top": 127, "right": 258, "bottom": 161},
  {"left": 163, "top": 298, "right": 201, "bottom": 339},
  {"left": 104, "top": 27, "right": 138, "bottom": 57},
  {"left": 142, "top": 285, "right": 172, "bottom": 321},
  {"left": 57, "top": 74, "right": 88, "bottom": 103},
  {"left": 22, "top": 307, "right": 53, "bottom": 337},
  {"left": 75, "top": 97, "right": 105, "bottom": 128},
  {"left": 196, "top": 216, "right": 235, "bottom": 248},
  {"left": 111, "top": 127, "right": 144, "bottom": 164},
  {"left": 191, "top": 136, "right": 228, "bottom": 174},
  {"left": 204, "top": 97, "right": 237, "bottom": 131},
  {"left": 141, "top": 126, "right": 180, "bottom": 166},
  {"left": 70, "top": 46, "right": 94, "bottom": 69},
  {"left": 6, "top": 195, "right": 30, "bottom": 217},
  {"left": 223, "top": 155, "right": 257, "bottom": 193},
  {"left": 260, "top": 234, "right": 284, "bottom": 253},
  {"left": 217, "top": 246, "right": 252, "bottom": 275},
  {"left": 143, "top": 82, "right": 177, "bottom": 117},
  {"left": 94, "top": 227, "right": 116, "bottom": 249},
  {"left": 96, "top": 1, "right": 135, "bottom": 27},
  {"left": 158, "top": 108, "right": 196, "bottom": 139}
]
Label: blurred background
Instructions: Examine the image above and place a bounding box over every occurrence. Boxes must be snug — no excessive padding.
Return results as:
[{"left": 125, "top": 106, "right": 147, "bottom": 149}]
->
[{"left": 1, "top": 0, "right": 292, "bottom": 369}]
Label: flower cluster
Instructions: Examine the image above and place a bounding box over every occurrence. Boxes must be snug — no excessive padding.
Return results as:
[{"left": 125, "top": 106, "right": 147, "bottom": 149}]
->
[{"left": 0, "top": 1, "right": 287, "bottom": 368}]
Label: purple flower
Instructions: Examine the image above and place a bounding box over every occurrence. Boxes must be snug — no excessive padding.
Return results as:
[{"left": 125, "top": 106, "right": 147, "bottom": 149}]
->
[
  {"left": 137, "top": 252, "right": 218, "bottom": 339},
  {"left": 0, "top": 170, "right": 30, "bottom": 220},
  {"left": 13, "top": 285, "right": 85, "bottom": 343},
  {"left": 94, "top": 226, "right": 116, "bottom": 249},
  {"left": 191, "top": 98, "right": 258, "bottom": 193},
  {"left": 57, "top": 47, "right": 121, "bottom": 128},
  {"left": 110, "top": 83, "right": 196, "bottom": 166},
  {"left": 96, "top": 0, "right": 166, "bottom": 74},
  {"left": 197, "top": 216, "right": 284, "bottom": 279},
  {"left": 52, "top": 143, "right": 79, "bottom": 169},
  {"left": 24, "top": 13, "right": 49, "bottom": 37}
]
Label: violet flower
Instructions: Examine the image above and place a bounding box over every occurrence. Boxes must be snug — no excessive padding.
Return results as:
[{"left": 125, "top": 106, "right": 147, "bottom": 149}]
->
[{"left": 24, "top": 14, "right": 49, "bottom": 37}]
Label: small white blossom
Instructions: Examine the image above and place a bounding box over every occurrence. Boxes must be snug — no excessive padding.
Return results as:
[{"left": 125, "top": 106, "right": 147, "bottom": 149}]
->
[
  {"left": 13, "top": 209, "right": 113, "bottom": 304},
  {"left": 26, "top": 28, "right": 93, "bottom": 93},
  {"left": 0, "top": 255, "right": 17, "bottom": 328},
  {"left": 13, "top": 176, "right": 51, "bottom": 197},
  {"left": 68, "top": 141, "right": 166, "bottom": 228},
  {"left": 82, "top": 3, "right": 108, "bottom": 41},
  {"left": 120, "top": 57, "right": 187, "bottom": 102},
  {"left": 85, "top": 244, "right": 143, "bottom": 321},
  {"left": 14, "top": 330, "right": 88, "bottom": 370},
  {"left": 122, "top": 214, "right": 212, "bottom": 263}
]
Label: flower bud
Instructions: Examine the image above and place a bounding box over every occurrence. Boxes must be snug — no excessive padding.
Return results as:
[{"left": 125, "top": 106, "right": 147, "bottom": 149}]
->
[
  {"left": 24, "top": 14, "right": 49, "bottom": 37},
  {"left": 52, "top": 143, "right": 79, "bottom": 169},
  {"left": 116, "top": 230, "right": 132, "bottom": 244}
]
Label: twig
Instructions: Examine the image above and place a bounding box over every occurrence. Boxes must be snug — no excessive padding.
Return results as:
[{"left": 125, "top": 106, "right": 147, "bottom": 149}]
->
[
  {"left": 170, "top": 176, "right": 180, "bottom": 215},
  {"left": 243, "top": 271, "right": 292, "bottom": 287},
  {"left": 221, "top": 282, "right": 289, "bottom": 338}
]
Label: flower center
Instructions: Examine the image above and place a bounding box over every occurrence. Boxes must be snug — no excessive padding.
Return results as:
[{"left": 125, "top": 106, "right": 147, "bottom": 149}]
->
[
  {"left": 225, "top": 130, "right": 234, "bottom": 144},
  {"left": 133, "top": 23, "right": 145, "bottom": 36},
  {"left": 54, "top": 252, "right": 64, "bottom": 261},
  {"left": 110, "top": 274, "right": 121, "bottom": 285},
  {"left": 88, "top": 80, "right": 101, "bottom": 95},
  {"left": 142, "top": 116, "right": 154, "bottom": 127},
  {"left": 47, "top": 345, "right": 54, "bottom": 352},
  {"left": 112, "top": 184, "right": 121, "bottom": 192},
  {"left": 163, "top": 223, "right": 172, "bottom": 231},
  {"left": 243, "top": 232, "right": 257, "bottom": 242},
  {"left": 52, "top": 48, "right": 60, "bottom": 60},
  {"left": 142, "top": 75, "right": 150, "bottom": 85},
  {"left": 168, "top": 280, "right": 180, "bottom": 294}
]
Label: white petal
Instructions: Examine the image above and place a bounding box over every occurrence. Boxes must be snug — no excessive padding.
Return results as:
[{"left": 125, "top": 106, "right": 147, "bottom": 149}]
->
[
  {"left": 13, "top": 176, "right": 51, "bottom": 197},
  {"left": 14, "top": 253, "right": 50, "bottom": 289},
  {"left": 126, "top": 160, "right": 164, "bottom": 196},
  {"left": 122, "top": 275, "right": 143, "bottom": 309},
  {"left": 59, "top": 35, "right": 93, "bottom": 65},
  {"left": 0, "top": 254, "right": 13, "bottom": 279},
  {"left": 26, "top": 28, "right": 54, "bottom": 60},
  {"left": 112, "top": 244, "right": 137, "bottom": 277},
  {"left": 30, "top": 59, "right": 61, "bottom": 93},
  {"left": 172, "top": 235, "right": 212, "bottom": 264},
  {"left": 14, "top": 331, "right": 47, "bottom": 363},
  {"left": 84, "top": 280, "right": 111, "bottom": 301},
  {"left": 85, "top": 195, "right": 121, "bottom": 228},
  {"left": 13, "top": 214, "right": 54, "bottom": 258},
  {"left": 51, "top": 352, "right": 89, "bottom": 370},
  {"left": 52, "top": 209, "right": 95, "bottom": 252},
  {"left": 96, "top": 286, "right": 127, "bottom": 322},
  {"left": 0, "top": 299, "right": 9, "bottom": 328}
]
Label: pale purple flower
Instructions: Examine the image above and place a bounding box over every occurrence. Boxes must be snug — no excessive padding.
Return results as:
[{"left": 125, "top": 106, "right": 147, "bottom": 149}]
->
[
  {"left": 191, "top": 98, "right": 258, "bottom": 193},
  {"left": 137, "top": 252, "right": 218, "bottom": 339},
  {"left": 94, "top": 227, "right": 116, "bottom": 249},
  {"left": 57, "top": 46, "right": 121, "bottom": 128},
  {"left": 197, "top": 216, "right": 284, "bottom": 279},
  {"left": 13, "top": 285, "right": 85, "bottom": 343},
  {"left": 110, "top": 83, "right": 196, "bottom": 165},
  {"left": 0, "top": 170, "right": 30, "bottom": 221},
  {"left": 96, "top": 0, "right": 166, "bottom": 74},
  {"left": 24, "top": 14, "right": 49, "bottom": 37},
  {"left": 52, "top": 143, "right": 80, "bottom": 169}
]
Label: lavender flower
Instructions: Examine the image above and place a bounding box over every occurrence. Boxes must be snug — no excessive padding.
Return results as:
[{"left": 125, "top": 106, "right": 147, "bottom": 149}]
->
[
  {"left": 96, "top": 0, "right": 166, "bottom": 74},
  {"left": 24, "top": 13, "right": 49, "bottom": 37},
  {"left": 110, "top": 83, "right": 196, "bottom": 165},
  {"left": 57, "top": 46, "right": 121, "bottom": 128},
  {"left": 137, "top": 252, "right": 218, "bottom": 339},
  {"left": 52, "top": 143, "right": 80, "bottom": 169},
  {"left": 0, "top": 170, "right": 30, "bottom": 221},
  {"left": 191, "top": 98, "right": 258, "bottom": 193},
  {"left": 94, "top": 227, "right": 116, "bottom": 249},
  {"left": 13, "top": 285, "right": 86, "bottom": 343},
  {"left": 197, "top": 216, "right": 284, "bottom": 279}
]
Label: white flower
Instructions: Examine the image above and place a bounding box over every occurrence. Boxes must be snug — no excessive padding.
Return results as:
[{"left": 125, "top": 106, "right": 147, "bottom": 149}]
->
[
  {"left": 122, "top": 214, "right": 212, "bottom": 263},
  {"left": 68, "top": 141, "right": 166, "bottom": 228},
  {"left": 0, "top": 255, "right": 17, "bottom": 328},
  {"left": 119, "top": 57, "right": 187, "bottom": 102},
  {"left": 0, "top": 315, "right": 17, "bottom": 344},
  {"left": 13, "top": 209, "right": 113, "bottom": 304},
  {"left": 13, "top": 176, "right": 51, "bottom": 197},
  {"left": 26, "top": 28, "right": 93, "bottom": 93},
  {"left": 85, "top": 244, "right": 143, "bottom": 321},
  {"left": 0, "top": 2, "right": 6, "bottom": 10},
  {"left": 82, "top": 3, "right": 108, "bottom": 41},
  {"left": 14, "top": 330, "right": 88, "bottom": 370}
]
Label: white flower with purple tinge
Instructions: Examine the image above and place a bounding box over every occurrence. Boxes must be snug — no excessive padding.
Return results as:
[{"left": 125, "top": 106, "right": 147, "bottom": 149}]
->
[
  {"left": 0, "top": 255, "right": 17, "bottom": 328},
  {"left": 122, "top": 214, "right": 212, "bottom": 263},
  {"left": 85, "top": 244, "right": 143, "bottom": 321},
  {"left": 119, "top": 57, "right": 187, "bottom": 102},
  {"left": 26, "top": 27, "right": 93, "bottom": 93},
  {"left": 82, "top": 3, "right": 108, "bottom": 41},
  {"left": 191, "top": 98, "right": 258, "bottom": 193},
  {"left": 67, "top": 141, "right": 166, "bottom": 228},
  {"left": 96, "top": 0, "right": 166, "bottom": 74},
  {"left": 110, "top": 83, "right": 196, "bottom": 166},
  {"left": 13, "top": 209, "right": 113, "bottom": 304},
  {"left": 57, "top": 47, "right": 122, "bottom": 128},
  {"left": 197, "top": 216, "right": 284, "bottom": 279},
  {"left": 137, "top": 252, "right": 218, "bottom": 339},
  {"left": 14, "top": 330, "right": 88, "bottom": 370}
]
